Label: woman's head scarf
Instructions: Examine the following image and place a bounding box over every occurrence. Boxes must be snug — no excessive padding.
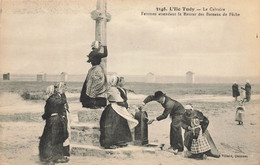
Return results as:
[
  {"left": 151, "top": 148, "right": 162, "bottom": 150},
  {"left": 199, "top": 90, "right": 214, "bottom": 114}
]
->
[
  {"left": 46, "top": 85, "right": 55, "bottom": 96},
  {"left": 54, "top": 82, "right": 66, "bottom": 93},
  {"left": 109, "top": 74, "right": 119, "bottom": 87},
  {"left": 91, "top": 41, "right": 100, "bottom": 49},
  {"left": 184, "top": 104, "right": 194, "bottom": 111}
]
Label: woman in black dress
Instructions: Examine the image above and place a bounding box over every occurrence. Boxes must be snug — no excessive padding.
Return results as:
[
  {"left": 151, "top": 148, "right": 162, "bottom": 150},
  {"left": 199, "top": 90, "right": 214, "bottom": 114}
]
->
[
  {"left": 99, "top": 87, "right": 138, "bottom": 149},
  {"left": 39, "top": 85, "right": 69, "bottom": 163}
]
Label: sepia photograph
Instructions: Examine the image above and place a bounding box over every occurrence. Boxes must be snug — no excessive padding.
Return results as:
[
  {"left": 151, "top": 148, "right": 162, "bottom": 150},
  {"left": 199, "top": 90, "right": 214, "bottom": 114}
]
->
[{"left": 0, "top": 0, "right": 259, "bottom": 164}]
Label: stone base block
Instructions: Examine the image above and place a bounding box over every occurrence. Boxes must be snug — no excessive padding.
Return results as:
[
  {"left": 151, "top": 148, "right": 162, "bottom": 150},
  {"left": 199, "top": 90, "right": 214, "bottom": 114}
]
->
[
  {"left": 71, "top": 122, "right": 99, "bottom": 131},
  {"left": 71, "top": 130, "right": 100, "bottom": 146},
  {"left": 71, "top": 122, "right": 100, "bottom": 146},
  {"left": 71, "top": 144, "right": 157, "bottom": 158},
  {"left": 77, "top": 109, "right": 103, "bottom": 123}
]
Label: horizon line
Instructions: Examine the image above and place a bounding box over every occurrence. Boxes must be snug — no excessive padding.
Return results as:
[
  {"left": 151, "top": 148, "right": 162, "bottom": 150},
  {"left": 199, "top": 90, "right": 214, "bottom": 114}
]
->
[{"left": 1, "top": 73, "right": 259, "bottom": 78}]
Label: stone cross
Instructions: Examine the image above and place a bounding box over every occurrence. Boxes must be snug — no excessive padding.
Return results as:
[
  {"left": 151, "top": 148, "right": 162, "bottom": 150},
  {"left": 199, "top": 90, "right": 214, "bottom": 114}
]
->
[{"left": 91, "top": 0, "right": 111, "bottom": 73}]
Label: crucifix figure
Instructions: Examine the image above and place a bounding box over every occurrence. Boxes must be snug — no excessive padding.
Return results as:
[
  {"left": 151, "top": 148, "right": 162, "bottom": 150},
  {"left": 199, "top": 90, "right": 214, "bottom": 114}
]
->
[{"left": 91, "top": 0, "right": 111, "bottom": 74}]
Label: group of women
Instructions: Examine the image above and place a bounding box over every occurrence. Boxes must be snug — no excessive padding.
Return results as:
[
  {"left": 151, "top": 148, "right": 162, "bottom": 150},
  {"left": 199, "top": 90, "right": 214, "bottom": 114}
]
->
[
  {"left": 79, "top": 41, "right": 139, "bottom": 149},
  {"left": 39, "top": 41, "right": 221, "bottom": 162},
  {"left": 232, "top": 80, "right": 252, "bottom": 102},
  {"left": 39, "top": 74, "right": 138, "bottom": 163},
  {"left": 99, "top": 74, "right": 221, "bottom": 159}
]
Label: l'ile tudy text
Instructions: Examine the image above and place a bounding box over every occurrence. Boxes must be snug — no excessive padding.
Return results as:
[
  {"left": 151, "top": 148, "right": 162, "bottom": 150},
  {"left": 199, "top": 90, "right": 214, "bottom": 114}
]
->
[
  {"left": 156, "top": 7, "right": 226, "bottom": 12},
  {"left": 141, "top": 6, "right": 240, "bottom": 17}
]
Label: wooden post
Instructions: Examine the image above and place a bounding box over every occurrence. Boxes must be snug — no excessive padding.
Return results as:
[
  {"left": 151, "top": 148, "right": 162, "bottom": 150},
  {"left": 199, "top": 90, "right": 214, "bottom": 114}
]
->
[{"left": 91, "top": 0, "right": 111, "bottom": 74}]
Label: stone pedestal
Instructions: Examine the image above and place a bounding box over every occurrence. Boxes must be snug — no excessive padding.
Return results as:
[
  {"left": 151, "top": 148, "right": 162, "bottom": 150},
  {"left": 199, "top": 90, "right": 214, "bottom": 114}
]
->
[
  {"left": 71, "top": 123, "right": 100, "bottom": 146},
  {"left": 70, "top": 109, "right": 102, "bottom": 148},
  {"left": 77, "top": 109, "right": 103, "bottom": 123},
  {"left": 70, "top": 108, "right": 158, "bottom": 158}
]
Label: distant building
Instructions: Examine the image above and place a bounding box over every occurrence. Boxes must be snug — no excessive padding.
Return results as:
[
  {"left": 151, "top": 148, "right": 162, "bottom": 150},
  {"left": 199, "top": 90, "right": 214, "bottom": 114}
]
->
[
  {"left": 37, "top": 73, "right": 47, "bottom": 81},
  {"left": 186, "top": 71, "right": 195, "bottom": 84},
  {"left": 145, "top": 72, "right": 156, "bottom": 83},
  {"left": 3, "top": 73, "right": 10, "bottom": 80},
  {"left": 60, "top": 72, "right": 68, "bottom": 82}
]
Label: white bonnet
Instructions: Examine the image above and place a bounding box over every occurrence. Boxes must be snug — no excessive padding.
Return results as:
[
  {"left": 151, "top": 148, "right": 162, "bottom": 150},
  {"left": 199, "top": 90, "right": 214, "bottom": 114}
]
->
[
  {"left": 91, "top": 41, "right": 100, "bottom": 49},
  {"left": 184, "top": 104, "right": 193, "bottom": 110},
  {"left": 46, "top": 85, "right": 55, "bottom": 96},
  {"left": 109, "top": 74, "right": 119, "bottom": 87}
]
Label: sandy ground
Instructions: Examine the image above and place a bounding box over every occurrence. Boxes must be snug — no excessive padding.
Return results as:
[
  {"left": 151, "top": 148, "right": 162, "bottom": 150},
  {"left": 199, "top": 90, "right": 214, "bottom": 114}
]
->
[{"left": 0, "top": 93, "right": 260, "bottom": 165}]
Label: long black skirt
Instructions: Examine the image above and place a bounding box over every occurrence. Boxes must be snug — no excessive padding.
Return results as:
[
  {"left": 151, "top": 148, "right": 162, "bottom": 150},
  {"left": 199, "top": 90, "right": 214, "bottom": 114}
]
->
[
  {"left": 184, "top": 130, "right": 193, "bottom": 151},
  {"left": 39, "top": 115, "right": 68, "bottom": 162},
  {"left": 80, "top": 80, "right": 107, "bottom": 108},
  {"left": 99, "top": 105, "right": 132, "bottom": 148},
  {"left": 80, "top": 94, "right": 107, "bottom": 108}
]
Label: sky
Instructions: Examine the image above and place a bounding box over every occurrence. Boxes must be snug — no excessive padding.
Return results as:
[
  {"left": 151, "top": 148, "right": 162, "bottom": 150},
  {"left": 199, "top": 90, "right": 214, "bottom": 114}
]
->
[{"left": 0, "top": 0, "right": 259, "bottom": 77}]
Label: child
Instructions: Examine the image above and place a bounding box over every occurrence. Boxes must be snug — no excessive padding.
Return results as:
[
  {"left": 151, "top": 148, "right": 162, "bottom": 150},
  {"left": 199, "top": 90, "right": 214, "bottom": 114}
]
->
[
  {"left": 190, "top": 117, "right": 211, "bottom": 159},
  {"left": 235, "top": 101, "right": 245, "bottom": 125}
]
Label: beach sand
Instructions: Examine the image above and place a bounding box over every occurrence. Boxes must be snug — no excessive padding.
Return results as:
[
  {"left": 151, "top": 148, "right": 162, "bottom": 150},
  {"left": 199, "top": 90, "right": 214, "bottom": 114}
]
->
[{"left": 0, "top": 92, "right": 259, "bottom": 165}]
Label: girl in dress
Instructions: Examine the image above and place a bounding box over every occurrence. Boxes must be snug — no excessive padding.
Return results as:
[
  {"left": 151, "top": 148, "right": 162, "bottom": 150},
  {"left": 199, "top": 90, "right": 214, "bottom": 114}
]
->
[
  {"left": 235, "top": 100, "right": 245, "bottom": 125},
  {"left": 190, "top": 117, "right": 211, "bottom": 159}
]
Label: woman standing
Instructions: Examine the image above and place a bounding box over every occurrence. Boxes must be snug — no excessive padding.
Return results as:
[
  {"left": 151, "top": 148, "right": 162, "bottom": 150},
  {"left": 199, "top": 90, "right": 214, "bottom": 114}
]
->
[
  {"left": 55, "top": 82, "right": 71, "bottom": 159},
  {"left": 39, "top": 85, "right": 69, "bottom": 163},
  {"left": 232, "top": 82, "right": 240, "bottom": 101},
  {"left": 245, "top": 80, "right": 251, "bottom": 102},
  {"left": 99, "top": 87, "right": 138, "bottom": 149}
]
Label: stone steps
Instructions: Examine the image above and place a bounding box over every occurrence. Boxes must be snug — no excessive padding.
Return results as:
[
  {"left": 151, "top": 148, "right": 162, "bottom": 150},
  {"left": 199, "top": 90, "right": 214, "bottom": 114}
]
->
[
  {"left": 71, "top": 130, "right": 100, "bottom": 146},
  {"left": 70, "top": 122, "right": 139, "bottom": 146},
  {"left": 70, "top": 143, "right": 158, "bottom": 158},
  {"left": 70, "top": 108, "right": 154, "bottom": 157},
  {"left": 71, "top": 122, "right": 100, "bottom": 131},
  {"left": 77, "top": 109, "right": 103, "bottom": 123},
  {"left": 70, "top": 122, "right": 100, "bottom": 146}
]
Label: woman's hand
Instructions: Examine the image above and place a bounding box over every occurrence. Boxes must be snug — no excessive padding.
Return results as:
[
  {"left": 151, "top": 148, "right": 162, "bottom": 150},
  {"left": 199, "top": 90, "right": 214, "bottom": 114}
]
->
[{"left": 147, "top": 119, "right": 156, "bottom": 124}]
